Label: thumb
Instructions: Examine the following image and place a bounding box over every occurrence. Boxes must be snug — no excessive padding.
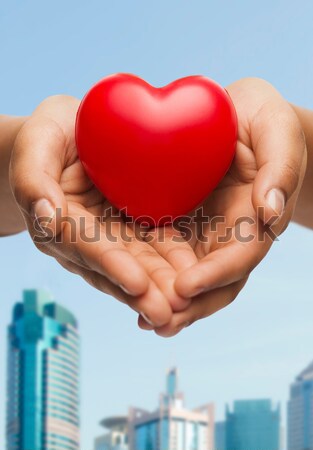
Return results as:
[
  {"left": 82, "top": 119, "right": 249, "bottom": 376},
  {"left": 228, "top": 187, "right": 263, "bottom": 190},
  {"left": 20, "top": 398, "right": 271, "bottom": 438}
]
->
[
  {"left": 251, "top": 105, "right": 307, "bottom": 225},
  {"left": 9, "top": 116, "right": 68, "bottom": 239}
]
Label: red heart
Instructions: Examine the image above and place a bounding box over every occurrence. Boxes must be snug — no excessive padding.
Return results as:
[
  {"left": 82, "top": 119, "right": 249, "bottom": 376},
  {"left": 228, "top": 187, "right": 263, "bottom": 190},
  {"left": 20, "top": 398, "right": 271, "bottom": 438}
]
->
[{"left": 75, "top": 74, "right": 237, "bottom": 225}]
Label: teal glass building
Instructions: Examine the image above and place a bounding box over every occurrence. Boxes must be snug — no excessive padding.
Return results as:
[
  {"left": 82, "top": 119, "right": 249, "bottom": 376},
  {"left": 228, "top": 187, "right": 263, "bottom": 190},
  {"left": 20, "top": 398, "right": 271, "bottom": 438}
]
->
[
  {"left": 288, "top": 360, "right": 313, "bottom": 450},
  {"left": 215, "top": 422, "right": 226, "bottom": 450},
  {"left": 6, "top": 289, "right": 80, "bottom": 450},
  {"left": 225, "top": 399, "right": 280, "bottom": 450}
]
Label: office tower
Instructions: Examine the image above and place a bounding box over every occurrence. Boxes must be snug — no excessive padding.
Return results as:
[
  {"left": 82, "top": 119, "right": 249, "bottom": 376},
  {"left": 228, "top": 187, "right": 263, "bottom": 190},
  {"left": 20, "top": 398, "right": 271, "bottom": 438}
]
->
[
  {"left": 214, "top": 422, "right": 226, "bottom": 450},
  {"left": 128, "top": 368, "right": 215, "bottom": 450},
  {"left": 288, "top": 360, "right": 313, "bottom": 450},
  {"left": 225, "top": 399, "right": 280, "bottom": 450},
  {"left": 94, "top": 417, "right": 128, "bottom": 450},
  {"left": 6, "top": 289, "right": 80, "bottom": 450}
]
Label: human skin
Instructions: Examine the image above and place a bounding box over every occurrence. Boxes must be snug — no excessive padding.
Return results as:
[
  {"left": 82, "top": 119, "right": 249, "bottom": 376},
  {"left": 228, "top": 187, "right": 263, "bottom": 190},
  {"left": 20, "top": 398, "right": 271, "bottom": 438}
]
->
[
  {"left": 0, "top": 115, "right": 26, "bottom": 236},
  {"left": 6, "top": 97, "right": 192, "bottom": 329},
  {"left": 291, "top": 105, "right": 313, "bottom": 229},
  {"left": 139, "top": 79, "right": 311, "bottom": 336},
  {"left": 1, "top": 78, "right": 312, "bottom": 335}
]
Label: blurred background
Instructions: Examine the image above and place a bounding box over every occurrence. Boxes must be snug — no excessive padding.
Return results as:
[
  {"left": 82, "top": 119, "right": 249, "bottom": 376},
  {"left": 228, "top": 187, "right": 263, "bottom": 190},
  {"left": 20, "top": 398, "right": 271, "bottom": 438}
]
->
[{"left": 1, "top": 1, "right": 313, "bottom": 449}]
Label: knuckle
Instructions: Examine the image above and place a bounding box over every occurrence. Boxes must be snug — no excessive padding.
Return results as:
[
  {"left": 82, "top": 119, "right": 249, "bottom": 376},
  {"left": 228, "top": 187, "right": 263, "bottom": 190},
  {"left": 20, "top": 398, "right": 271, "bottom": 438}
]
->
[
  {"left": 14, "top": 115, "right": 65, "bottom": 153},
  {"left": 279, "top": 162, "right": 300, "bottom": 192},
  {"left": 236, "top": 77, "right": 272, "bottom": 92},
  {"left": 242, "top": 77, "right": 272, "bottom": 89},
  {"left": 149, "top": 266, "right": 172, "bottom": 279},
  {"left": 133, "top": 248, "right": 157, "bottom": 259},
  {"left": 97, "top": 246, "right": 117, "bottom": 268},
  {"left": 43, "top": 94, "right": 78, "bottom": 107},
  {"left": 164, "top": 245, "right": 192, "bottom": 260}
]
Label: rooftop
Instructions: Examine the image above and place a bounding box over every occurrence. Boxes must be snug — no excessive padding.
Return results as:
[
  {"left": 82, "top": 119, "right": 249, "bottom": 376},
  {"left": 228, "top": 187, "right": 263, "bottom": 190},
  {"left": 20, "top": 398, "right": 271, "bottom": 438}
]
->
[
  {"left": 100, "top": 416, "right": 128, "bottom": 430},
  {"left": 13, "top": 289, "right": 78, "bottom": 329}
]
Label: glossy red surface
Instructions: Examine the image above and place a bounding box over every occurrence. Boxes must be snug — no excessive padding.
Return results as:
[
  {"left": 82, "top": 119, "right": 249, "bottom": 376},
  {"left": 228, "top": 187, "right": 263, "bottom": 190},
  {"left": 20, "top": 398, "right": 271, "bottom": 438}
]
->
[{"left": 76, "top": 74, "right": 237, "bottom": 225}]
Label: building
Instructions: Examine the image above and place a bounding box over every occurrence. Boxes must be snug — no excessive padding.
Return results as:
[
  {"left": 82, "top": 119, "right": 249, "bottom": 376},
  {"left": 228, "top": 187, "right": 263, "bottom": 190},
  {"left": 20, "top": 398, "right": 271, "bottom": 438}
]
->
[
  {"left": 225, "top": 399, "right": 280, "bottom": 450},
  {"left": 214, "top": 422, "right": 226, "bottom": 450},
  {"left": 6, "top": 289, "right": 80, "bottom": 450},
  {"left": 94, "top": 416, "right": 128, "bottom": 450},
  {"left": 288, "top": 360, "right": 313, "bottom": 450},
  {"left": 128, "top": 368, "right": 215, "bottom": 450}
]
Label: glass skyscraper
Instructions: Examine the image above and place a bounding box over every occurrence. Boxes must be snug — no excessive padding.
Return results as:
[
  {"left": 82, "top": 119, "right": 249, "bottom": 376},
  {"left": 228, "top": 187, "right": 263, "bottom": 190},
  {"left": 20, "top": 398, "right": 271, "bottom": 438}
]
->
[
  {"left": 214, "top": 422, "right": 226, "bottom": 450},
  {"left": 225, "top": 399, "right": 280, "bottom": 450},
  {"left": 288, "top": 360, "right": 313, "bottom": 450},
  {"left": 6, "top": 289, "right": 80, "bottom": 450},
  {"left": 128, "top": 368, "right": 215, "bottom": 450}
]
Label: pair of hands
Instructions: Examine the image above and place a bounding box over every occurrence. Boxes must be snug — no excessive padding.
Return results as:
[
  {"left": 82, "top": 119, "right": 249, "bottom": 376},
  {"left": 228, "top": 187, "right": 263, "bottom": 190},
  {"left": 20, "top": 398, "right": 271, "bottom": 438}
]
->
[{"left": 10, "top": 78, "right": 307, "bottom": 337}]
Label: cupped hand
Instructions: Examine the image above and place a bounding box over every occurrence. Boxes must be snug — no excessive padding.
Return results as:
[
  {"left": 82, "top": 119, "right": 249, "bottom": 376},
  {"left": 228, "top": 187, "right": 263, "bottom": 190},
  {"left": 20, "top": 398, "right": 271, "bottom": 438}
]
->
[
  {"left": 9, "top": 95, "right": 193, "bottom": 327},
  {"left": 141, "top": 77, "right": 307, "bottom": 337}
]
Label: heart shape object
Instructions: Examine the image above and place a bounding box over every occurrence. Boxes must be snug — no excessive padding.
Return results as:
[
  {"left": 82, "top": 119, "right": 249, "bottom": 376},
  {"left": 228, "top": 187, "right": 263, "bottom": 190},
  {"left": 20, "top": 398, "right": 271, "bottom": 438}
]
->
[{"left": 76, "top": 74, "right": 237, "bottom": 225}]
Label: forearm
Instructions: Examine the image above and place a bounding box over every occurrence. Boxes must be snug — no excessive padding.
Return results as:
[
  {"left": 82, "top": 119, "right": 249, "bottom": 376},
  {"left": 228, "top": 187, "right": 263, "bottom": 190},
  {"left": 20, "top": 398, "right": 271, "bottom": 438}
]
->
[
  {"left": 291, "top": 106, "right": 313, "bottom": 229},
  {"left": 0, "top": 115, "right": 27, "bottom": 236}
]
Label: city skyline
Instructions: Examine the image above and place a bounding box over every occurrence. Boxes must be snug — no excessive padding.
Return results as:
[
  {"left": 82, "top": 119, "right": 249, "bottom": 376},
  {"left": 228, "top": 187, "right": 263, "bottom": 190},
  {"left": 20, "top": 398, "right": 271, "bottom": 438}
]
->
[
  {"left": 3, "top": 289, "right": 313, "bottom": 450},
  {"left": 1, "top": 1, "right": 313, "bottom": 448}
]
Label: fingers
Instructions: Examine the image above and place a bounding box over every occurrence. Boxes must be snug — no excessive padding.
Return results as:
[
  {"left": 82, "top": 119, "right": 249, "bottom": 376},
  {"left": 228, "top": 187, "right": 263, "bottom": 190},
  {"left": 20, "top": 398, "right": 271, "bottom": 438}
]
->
[
  {"left": 146, "top": 226, "right": 198, "bottom": 271},
  {"left": 48, "top": 205, "right": 171, "bottom": 326},
  {"left": 232, "top": 78, "right": 307, "bottom": 225},
  {"left": 129, "top": 239, "right": 190, "bottom": 312},
  {"left": 174, "top": 219, "right": 271, "bottom": 298},
  {"left": 55, "top": 256, "right": 129, "bottom": 304},
  {"left": 10, "top": 118, "right": 151, "bottom": 296},
  {"left": 143, "top": 226, "right": 198, "bottom": 311},
  {"left": 138, "top": 314, "right": 154, "bottom": 330},
  {"left": 150, "top": 279, "right": 246, "bottom": 338},
  {"left": 252, "top": 104, "right": 307, "bottom": 224},
  {"left": 50, "top": 203, "right": 151, "bottom": 297},
  {"left": 10, "top": 95, "right": 81, "bottom": 237},
  {"left": 10, "top": 115, "right": 69, "bottom": 237},
  {"left": 56, "top": 256, "right": 172, "bottom": 327}
]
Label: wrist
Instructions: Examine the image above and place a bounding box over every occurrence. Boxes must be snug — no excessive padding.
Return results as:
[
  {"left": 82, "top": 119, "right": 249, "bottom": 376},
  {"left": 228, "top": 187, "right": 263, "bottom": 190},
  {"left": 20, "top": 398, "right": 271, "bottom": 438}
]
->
[
  {"left": 0, "top": 116, "right": 27, "bottom": 173},
  {"left": 290, "top": 105, "right": 313, "bottom": 228},
  {"left": 0, "top": 115, "right": 28, "bottom": 235}
]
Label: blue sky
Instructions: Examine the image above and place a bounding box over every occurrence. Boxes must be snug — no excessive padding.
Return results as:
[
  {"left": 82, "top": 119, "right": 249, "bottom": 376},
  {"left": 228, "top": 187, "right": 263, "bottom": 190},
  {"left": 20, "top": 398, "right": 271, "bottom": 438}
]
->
[{"left": 1, "top": 1, "right": 313, "bottom": 448}]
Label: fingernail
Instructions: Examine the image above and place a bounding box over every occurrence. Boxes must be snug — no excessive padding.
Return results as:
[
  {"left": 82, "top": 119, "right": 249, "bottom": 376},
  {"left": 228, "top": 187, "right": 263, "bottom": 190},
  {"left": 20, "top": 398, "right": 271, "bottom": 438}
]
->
[
  {"left": 32, "top": 199, "right": 55, "bottom": 222},
  {"left": 265, "top": 189, "right": 285, "bottom": 218},
  {"left": 120, "top": 284, "right": 136, "bottom": 296},
  {"left": 140, "top": 312, "right": 155, "bottom": 327}
]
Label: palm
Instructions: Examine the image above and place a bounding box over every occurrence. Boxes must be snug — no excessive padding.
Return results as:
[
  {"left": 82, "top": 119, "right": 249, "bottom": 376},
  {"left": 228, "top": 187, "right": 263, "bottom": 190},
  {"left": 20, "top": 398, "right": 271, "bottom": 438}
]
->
[
  {"left": 16, "top": 80, "right": 305, "bottom": 336},
  {"left": 57, "top": 141, "right": 191, "bottom": 321},
  {"left": 18, "top": 96, "right": 192, "bottom": 327},
  {"left": 144, "top": 91, "right": 280, "bottom": 336},
  {"left": 191, "top": 129, "right": 259, "bottom": 259}
]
